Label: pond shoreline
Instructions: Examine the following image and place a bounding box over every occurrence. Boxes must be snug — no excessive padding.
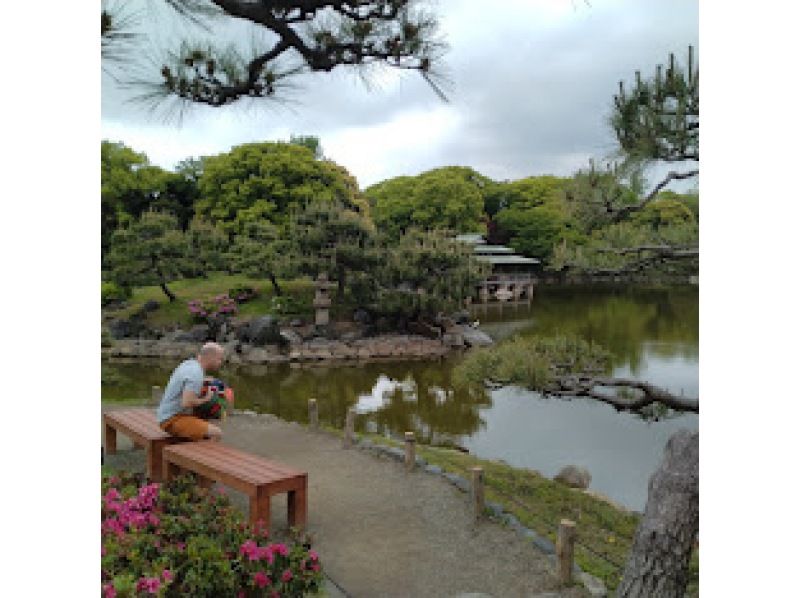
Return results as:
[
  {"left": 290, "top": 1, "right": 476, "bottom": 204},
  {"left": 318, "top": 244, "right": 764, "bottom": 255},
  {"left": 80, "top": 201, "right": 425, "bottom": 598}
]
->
[{"left": 102, "top": 333, "right": 459, "bottom": 365}]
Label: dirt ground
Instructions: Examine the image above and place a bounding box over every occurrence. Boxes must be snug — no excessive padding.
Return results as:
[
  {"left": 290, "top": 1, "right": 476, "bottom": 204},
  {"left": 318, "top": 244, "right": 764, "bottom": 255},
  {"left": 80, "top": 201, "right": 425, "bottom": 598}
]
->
[{"left": 102, "top": 406, "right": 588, "bottom": 598}]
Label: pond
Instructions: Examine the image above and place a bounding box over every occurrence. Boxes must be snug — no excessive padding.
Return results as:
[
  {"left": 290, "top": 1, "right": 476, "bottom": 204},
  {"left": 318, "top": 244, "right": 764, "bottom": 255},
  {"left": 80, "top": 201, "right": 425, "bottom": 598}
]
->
[{"left": 102, "top": 285, "right": 698, "bottom": 511}]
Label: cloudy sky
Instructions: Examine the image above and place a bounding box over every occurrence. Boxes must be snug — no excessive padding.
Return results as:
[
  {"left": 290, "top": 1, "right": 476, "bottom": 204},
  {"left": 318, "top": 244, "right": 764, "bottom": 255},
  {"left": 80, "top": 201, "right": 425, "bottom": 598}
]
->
[{"left": 101, "top": 0, "right": 698, "bottom": 189}]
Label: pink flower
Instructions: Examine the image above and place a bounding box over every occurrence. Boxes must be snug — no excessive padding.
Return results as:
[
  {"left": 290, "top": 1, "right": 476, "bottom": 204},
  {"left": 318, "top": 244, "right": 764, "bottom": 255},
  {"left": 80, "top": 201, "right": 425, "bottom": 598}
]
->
[
  {"left": 240, "top": 539, "right": 258, "bottom": 559},
  {"left": 309, "top": 549, "right": 319, "bottom": 561},
  {"left": 253, "top": 571, "right": 270, "bottom": 588},
  {"left": 311, "top": 564, "right": 321, "bottom": 573},
  {"left": 136, "top": 577, "right": 161, "bottom": 594},
  {"left": 272, "top": 543, "right": 288, "bottom": 557},
  {"left": 256, "top": 546, "right": 274, "bottom": 564},
  {"left": 176, "top": 542, "right": 186, "bottom": 551},
  {"left": 103, "top": 584, "right": 116, "bottom": 598},
  {"left": 281, "top": 569, "right": 293, "bottom": 583},
  {"left": 162, "top": 569, "right": 173, "bottom": 582},
  {"left": 105, "top": 488, "right": 121, "bottom": 501}
]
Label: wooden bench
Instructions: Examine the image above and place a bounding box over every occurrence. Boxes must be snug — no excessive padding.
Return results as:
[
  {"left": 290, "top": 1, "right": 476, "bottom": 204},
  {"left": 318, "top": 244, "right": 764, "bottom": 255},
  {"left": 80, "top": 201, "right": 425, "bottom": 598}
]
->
[
  {"left": 162, "top": 441, "right": 308, "bottom": 532},
  {"left": 103, "top": 409, "right": 187, "bottom": 482}
]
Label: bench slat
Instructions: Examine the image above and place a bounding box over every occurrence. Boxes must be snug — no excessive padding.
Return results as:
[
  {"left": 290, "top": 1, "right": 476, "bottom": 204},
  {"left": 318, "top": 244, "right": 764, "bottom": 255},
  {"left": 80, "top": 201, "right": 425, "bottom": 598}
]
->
[
  {"left": 104, "top": 409, "right": 171, "bottom": 440},
  {"left": 166, "top": 441, "right": 302, "bottom": 479},
  {"left": 164, "top": 442, "right": 304, "bottom": 484}
]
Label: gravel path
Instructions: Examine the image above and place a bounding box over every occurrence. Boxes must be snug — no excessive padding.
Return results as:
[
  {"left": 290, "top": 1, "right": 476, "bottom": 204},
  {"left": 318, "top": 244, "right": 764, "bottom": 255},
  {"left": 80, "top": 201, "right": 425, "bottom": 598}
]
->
[{"left": 102, "top": 405, "right": 588, "bottom": 598}]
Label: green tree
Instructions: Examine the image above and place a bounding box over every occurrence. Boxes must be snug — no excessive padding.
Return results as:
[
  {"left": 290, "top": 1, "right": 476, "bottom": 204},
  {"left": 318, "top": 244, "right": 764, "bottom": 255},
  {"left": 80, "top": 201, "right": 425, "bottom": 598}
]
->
[
  {"left": 229, "top": 219, "right": 290, "bottom": 295},
  {"left": 102, "top": 1, "right": 449, "bottom": 109},
  {"left": 368, "top": 228, "right": 490, "bottom": 321},
  {"left": 106, "top": 211, "right": 188, "bottom": 302},
  {"left": 288, "top": 200, "right": 379, "bottom": 298},
  {"left": 102, "top": 141, "right": 201, "bottom": 263},
  {"left": 185, "top": 217, "right": 230, "bottom": 278},
  {"left": 289, "top": 135, "right": 324, "bottom": 159},
  {"left": 556, "top": 48, "right": 700, "bottom": 278},
  {"left": 366, "top": 166, "right": 489, "bottom": 238},
  {"left": 195, "top": 142, "right": 365, "bottom": 234},
  {"left": 486, "top": 176, "right": 579, "bottom": 261}
]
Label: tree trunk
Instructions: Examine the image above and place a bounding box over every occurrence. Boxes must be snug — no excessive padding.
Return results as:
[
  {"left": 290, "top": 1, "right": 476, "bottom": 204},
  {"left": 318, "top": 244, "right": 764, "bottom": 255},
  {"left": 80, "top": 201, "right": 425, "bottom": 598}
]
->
[
  {"left": 160, "top": 281, "right": 177, "bottom": 302},
  {"left": 617, "top": 429, "right": 698, "bottom": 597},
  {"left": 268, "top": 272, "right": 283, "bottom": 296}
]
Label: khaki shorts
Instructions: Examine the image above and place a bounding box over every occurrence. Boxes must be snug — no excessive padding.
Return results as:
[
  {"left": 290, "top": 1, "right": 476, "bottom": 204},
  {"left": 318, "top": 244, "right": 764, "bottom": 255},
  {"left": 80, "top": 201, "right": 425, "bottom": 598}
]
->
[{"left": 160, "top": 414, "right": 209, "bottom": 441}]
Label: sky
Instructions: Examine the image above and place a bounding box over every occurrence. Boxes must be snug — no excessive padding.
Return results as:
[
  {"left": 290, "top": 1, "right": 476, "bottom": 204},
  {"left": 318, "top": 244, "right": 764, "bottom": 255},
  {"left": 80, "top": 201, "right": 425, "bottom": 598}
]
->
[{"left": 101, "top": 0, "right": 699, "bottom": 189}]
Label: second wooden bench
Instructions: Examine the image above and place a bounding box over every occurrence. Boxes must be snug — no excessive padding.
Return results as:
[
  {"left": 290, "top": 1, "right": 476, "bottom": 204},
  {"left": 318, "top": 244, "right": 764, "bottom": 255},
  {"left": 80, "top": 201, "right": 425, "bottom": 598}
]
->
[{"left": 162, "top": 441, "right": 308, "bottom": 532}]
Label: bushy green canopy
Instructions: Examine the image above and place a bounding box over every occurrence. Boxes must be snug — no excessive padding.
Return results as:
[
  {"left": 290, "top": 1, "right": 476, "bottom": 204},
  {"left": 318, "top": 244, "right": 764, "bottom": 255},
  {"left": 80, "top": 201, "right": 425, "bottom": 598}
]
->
[
  {"left": 365, "top": 166, "right": 489, "bottom": 238},
  {"left": 195, "top": 142, "right": 367, "bottom": 234}
]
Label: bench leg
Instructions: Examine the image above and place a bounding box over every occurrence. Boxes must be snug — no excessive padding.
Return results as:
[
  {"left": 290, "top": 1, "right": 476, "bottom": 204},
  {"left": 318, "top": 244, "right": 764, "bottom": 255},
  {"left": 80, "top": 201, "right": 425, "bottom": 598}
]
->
[
  {"left": 163, "top": 460, "right": 181, "bottom": 482},
  {"left": 250, "top": 488, "right": 271, "bottom": 532},
  {"left": 288, "top": 478, "right": 307, "bottom": 531},
  {"left": 104, "top": 423, "right": 117, "bottom": 455},
  {"left": 146, "top": 442, "right": 164, "bottom": 483}
]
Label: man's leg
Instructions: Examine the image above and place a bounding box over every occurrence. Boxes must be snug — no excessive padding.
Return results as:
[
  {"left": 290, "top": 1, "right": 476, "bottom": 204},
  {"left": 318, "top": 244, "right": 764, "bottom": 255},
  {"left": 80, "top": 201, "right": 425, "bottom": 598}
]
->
[
  {"left": 161, "top": 415, "right": 213, "bottom": 441},
  {"left": 205, "top": 422, "right": 223, "bottom": 441}
]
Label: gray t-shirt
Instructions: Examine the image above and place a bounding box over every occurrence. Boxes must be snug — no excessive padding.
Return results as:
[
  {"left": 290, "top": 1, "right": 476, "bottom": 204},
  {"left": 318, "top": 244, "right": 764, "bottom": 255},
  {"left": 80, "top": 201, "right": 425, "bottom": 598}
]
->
[{"left": 157, "top": 358, "right": 204, "bottom": 423}]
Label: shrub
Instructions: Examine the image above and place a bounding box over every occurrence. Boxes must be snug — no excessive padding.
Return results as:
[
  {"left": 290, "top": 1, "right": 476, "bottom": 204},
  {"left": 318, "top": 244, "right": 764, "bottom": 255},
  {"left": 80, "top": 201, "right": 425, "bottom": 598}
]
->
[
  {"left": 102, "top": 281, "right": 132, "bottom": 306},
  {"left": 101, "top": 471, "right": 323, "bottom": 597},
  {"left": 269, "top": 295, "right": 311, "bottom": 316},
  {"left": 188, "top": 294, "right": 238, "bottom": 322},
  {"left": 229, "top": 284, "right": 259, "bottom": 304}
]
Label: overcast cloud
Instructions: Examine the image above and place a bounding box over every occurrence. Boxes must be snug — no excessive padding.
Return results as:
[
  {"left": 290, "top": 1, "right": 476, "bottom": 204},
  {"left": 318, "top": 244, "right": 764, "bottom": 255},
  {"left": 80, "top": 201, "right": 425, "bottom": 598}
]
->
[{"left": 101, "top": 0, "right": 698, "bottom": 189}]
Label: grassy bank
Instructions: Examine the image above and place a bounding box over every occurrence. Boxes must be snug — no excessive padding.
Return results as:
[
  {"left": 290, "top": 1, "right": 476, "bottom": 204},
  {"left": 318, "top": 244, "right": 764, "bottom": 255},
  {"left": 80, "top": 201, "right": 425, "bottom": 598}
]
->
[
  {"left": 319, "top": 425, "right": 698, "bottom": 595},
  {"left": 107, "top": 274, "right": 350, "bottom": 328}
]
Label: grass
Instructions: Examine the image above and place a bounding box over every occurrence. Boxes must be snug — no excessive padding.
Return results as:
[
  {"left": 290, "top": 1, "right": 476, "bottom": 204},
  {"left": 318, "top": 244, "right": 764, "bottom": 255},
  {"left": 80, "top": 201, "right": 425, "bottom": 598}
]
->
[
  {"left": 110, "top": 274, "right": 320, "bottom": 328},
  {"left": 320, "top": 426, "right": 698, "bottom": 595}
]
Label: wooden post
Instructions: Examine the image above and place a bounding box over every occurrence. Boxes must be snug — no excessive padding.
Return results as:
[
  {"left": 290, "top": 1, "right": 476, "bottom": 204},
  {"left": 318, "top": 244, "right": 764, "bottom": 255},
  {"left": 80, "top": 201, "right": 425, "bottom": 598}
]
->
[
  {"left": 556, "top": 519, "right": 577, "bottom": 585},
  {"left": 404, "top": 432, "right": 416, "bottom": 472},
  {"left": 308, "top": 399, "right": 319, "bottom": 430},
  {"left": 471, "top": 467, "right": 484, "bottom": 521},
  {"left": 151, "top": 386, "right": 162, "bottom": 405},
  {"left": 343, "top": 407, "right": 355, "bottom": 448}
]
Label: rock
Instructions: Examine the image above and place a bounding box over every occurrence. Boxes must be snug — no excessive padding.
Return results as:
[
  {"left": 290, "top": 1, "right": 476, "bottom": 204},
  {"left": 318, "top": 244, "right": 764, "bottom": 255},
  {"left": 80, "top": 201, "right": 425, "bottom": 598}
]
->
[
  {"left": 443, "top": 472, "right": 470, "bottom": 493},
  {"left": 441, "top": 332, "right": 465, "bottom": 348},
  {"left": 289, "top": 318, "right": 305, "bottom": 327},
  {"left": 415, "top": 456, "right": 427, "bottom": 468},
  {"left": 280, "top": 330, "right": 303, "bottom": 345},
  {"left": 357, "top": 439, "right": 374, "bottom": 450},
  {"left": 248, "top": 316, "right": 283, "bottom": 346},
  {"left": 451, "top": 310, "right": 471, "bottom": 325},
  {"left": 108, "top": 319, "right": 133, "bottom": 339},
  {"left": 384, "top": 447, "right": 405, "bottom": 462},
  {"left": 408, "top": 320, "right": 441, "bottom": 339},
  {"left": 352, "top": 309, "right": 371, "bottom": 325},
  {"left": 339, "top": 330, "right": 363, "bottom": 342},
  {"left": 485, "top": 501, "right": 504, "bottom": 518},
  {"left": 141, "top": 300, "right": 160, "bottom": 313},
  {"left": 530, "top": 534, "right": 556, "bottom": 555},
  {"left": 460, "top": 326, "right": 493, "bottom": 347},
  {"left": 554, "top": 465, "right": 592, "bottom": 489},
  {"left": 173, "top": 324, "right": 209, "bottom": 343},
  {"left": 502, "top": 513, "right": 524, "bottom": 532},
  {"left": 579, "top": 572, "right": 608, "bottom": 597},
  {"left": 425, "top": 464, "right": 443, "bottom": 475}
]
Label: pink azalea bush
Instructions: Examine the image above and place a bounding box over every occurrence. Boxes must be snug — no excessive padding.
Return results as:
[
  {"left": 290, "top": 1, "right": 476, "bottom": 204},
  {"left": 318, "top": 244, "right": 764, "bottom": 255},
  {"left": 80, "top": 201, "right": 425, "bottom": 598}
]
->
[
  {"left": 101, "top": 471, "right": 323, "bottom": 597},
  {"left": 187, "top": 294, "right": 238, "bottom": 322}
]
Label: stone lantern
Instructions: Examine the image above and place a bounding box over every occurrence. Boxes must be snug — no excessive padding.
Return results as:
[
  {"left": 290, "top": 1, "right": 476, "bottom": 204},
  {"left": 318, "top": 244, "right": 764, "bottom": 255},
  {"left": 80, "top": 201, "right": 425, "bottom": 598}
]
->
[{"left": 313, "top": 272, "right": 336, "bottom": 327}]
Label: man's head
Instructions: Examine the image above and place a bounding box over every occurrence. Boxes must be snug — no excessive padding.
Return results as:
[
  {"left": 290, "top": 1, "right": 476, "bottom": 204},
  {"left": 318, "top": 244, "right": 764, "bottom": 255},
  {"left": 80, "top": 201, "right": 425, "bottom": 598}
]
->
[{"left": 198, "top": 342, "right": 225, "bottom": 373}]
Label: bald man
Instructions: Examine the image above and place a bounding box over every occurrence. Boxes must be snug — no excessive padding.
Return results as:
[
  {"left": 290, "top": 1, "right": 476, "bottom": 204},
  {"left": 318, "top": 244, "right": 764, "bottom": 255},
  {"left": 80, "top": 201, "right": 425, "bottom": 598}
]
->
[{"left": 157, "top": 342, "right": 225, "bottom": 441}]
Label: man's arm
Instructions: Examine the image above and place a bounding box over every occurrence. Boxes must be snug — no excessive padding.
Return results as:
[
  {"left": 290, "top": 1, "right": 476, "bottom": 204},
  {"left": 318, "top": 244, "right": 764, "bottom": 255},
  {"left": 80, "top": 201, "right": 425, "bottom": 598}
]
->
[{"left": 181, "top": 386, "right": 212, "bottom": 409}]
